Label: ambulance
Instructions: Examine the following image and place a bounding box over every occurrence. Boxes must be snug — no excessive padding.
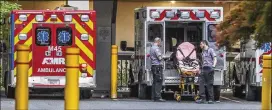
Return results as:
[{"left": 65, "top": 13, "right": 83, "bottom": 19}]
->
[
  {"left": 232, "top": 38, "right": 271, "bottom": 101},
  {"left": 3, "top": 6, "right": 96, "bottom": 99},
  {"left": 129, "top": 7, "right": 226, "bottom": 99}
]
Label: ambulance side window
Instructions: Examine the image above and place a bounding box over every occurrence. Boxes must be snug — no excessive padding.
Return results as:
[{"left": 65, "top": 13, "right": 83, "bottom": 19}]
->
[
  {"left": 148, "top": 24, "right": 163, "bottom": 42},
  {"left": 56, "top": 27, "right": 72, "bottom": 46},
  {"left": 208, "top": 24, "right": 217, "bottom": 42},
  {"left": 35, "top": 27, "right": 51, "bottom": 46}
]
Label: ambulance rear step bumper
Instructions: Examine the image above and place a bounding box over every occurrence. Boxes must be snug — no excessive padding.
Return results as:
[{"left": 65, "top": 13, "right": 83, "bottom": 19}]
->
[
  {"left": 29, "top": 87, "right": 94, "bottom": 95},
  {"left": 29, "top": 93, "right": 64, "bottom": 97}
]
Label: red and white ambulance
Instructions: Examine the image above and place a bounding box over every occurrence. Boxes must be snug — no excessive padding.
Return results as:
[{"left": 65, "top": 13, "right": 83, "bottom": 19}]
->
[
  {"left": 130, "top": 7, "right": 226, "bottom": 99},
  {"left": 3, "top": 6, "right": 96, "bottom": 99}
]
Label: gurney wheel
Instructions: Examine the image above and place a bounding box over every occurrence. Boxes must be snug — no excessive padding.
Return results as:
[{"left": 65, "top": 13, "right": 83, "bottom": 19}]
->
[
  {"left": 194, "top": 95, "right": 200, "bottom": 101},
  {"left": 174, "top": 92, "right": 181, "bottom": 102},
  {"left": 175, "top": 94, "right": 181, "bottom": 102}
]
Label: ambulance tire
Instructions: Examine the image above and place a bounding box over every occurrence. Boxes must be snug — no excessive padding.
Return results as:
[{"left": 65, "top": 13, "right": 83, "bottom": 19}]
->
[
  {"left": 245, "top": 82, "right": 255, "bottom": 101},
  {"left": 233, "top": 86, "right": 242, "bottom": 98},
  {"left": 232, "top": 66, "right": 242, "bottom": 98},
  {"left": 138, "top": 69, "right": 146, "bottom": 99},
  {"left": 138, "top": 83, "right": 147, "bottom": 99},
  {"left": 6, "top": 86, "right": 15, "bottom": 99},
  {"left": 129, "top": 84, "right": 138, "bottom": 97},
  {"left": 4, "top": 71, "right": 15, "bottom": 99},
  {"left": 245, "top": 70, "right": 256, "bottom": 101},
  {"left": 4, "top": 71, "right": 8, "bottom": 96},
  {"left": 80, "top": 89, "right": 92, "bottom": 99}
]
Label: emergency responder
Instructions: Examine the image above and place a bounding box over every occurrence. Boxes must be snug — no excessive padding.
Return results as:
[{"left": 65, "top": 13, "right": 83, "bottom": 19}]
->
[
  {"left": 196, "top": 40, "right": 217, "bottom": 104},
  {"left": 150, "top": 37, "right": 166, "bottom": 102}
]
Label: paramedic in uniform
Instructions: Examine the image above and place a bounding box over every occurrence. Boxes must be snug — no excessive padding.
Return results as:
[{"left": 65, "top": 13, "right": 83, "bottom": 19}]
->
[
  {"left": 150, "top": 37, "right": 166, "bottom": 102},
  {"left": 196, "top": 40, "right": 217, "bottom": 104}
]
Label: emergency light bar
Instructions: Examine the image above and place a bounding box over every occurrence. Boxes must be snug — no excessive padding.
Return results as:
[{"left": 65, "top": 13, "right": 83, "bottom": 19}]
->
[
  {"left": 19, "top": 14, "right": 27, "bottom": 22},
  {"left": 64, "top": 15, "right": 72, "bottom": 22},
  {"left": 81, "top": 15, "right": 89, "bottom": 22},
  {"left": 166, "top": 11, "right": 175, "bottom": 18},
  {"left": 35, "top": 15, "right": 44, "bottom": 22},
  {"left": 210, "top": 11, "right": 220, "bottom": 19},
  {"left": 150, "top": 11, "right": 160, "bottom": 19},
  {"left": 180, "top": 11, "right": 190, "bottom": 19},
  {"left": 196, "top": 11, "right": 205, "bottom": 18},
  {"left": 51, "top": 14, "right": 57, "bottom": 21}
]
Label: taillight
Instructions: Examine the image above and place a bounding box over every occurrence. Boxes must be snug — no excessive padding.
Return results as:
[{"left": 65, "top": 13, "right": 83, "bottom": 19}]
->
[
  {"left": 80, "top": 63, "right": 87, "bottom": 78},
  {"left": 259, "top": 56, "right": 263, "bottom": 67},
  {"left": 80, "top": 63, "right": 87, "bottom": 72}
]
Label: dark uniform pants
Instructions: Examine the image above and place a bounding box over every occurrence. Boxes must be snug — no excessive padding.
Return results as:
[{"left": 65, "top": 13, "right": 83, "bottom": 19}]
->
[
  {"left": 199, "top": 66, "right": 214, "bottom": 101},
  {"left": 151, "top": 65, "right": 163, "bottom": 100}
]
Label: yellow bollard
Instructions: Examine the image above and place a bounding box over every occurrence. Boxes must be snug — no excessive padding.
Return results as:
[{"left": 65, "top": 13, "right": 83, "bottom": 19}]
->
[
  {"left": 111, "top": 45, "right": 118, "bottom": 99},
  {"left": 15, "top": 44, "right": 30, "bottom": 110},
  {"left": 65, "top": 47, "right": 80, "bottom": 110},
  {"left": 262, "top": 55, "right": 271, "bottom": 110}
]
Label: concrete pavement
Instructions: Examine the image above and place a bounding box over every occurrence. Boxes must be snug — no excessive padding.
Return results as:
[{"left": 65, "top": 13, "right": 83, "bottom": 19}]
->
[{"left": 1, "top": 95, "right": 261, "bottom": 110}]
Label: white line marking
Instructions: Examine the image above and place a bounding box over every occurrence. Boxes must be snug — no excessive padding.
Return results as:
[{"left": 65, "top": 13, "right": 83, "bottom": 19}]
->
[{"left": 220, "top": 96, "right": 241, "bottom": 103}]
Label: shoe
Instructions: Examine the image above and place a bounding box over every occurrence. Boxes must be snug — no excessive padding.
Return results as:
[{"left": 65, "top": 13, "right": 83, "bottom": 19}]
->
[
  {"left": 208, "top": 100, "right": 214, "bottom": 104},
  {"left": 195, "top": 99, "right": 204, "bottom": 104},
  {"left": 215, "top": 100, "right": 220, "bottom": 103},
  {"left": 154, "top": 99, "right": 166, "bottom": 102}
]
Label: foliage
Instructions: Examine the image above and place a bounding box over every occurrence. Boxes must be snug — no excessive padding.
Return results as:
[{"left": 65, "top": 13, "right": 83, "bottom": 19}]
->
[
  {"left": 0, "top": 1, "right": 21, "bottom": 17},
  {"left": 254, "top": 2, "right": 272, "bottom": 46},
  {"left": 216, "top": 1, "right": 271, "bottom": 48},
  {"left": 0, "top": 1, "right": 21, "bottom": 88},
  {"left": 0, "top": 1, "right": 21, "bottom": 41}
]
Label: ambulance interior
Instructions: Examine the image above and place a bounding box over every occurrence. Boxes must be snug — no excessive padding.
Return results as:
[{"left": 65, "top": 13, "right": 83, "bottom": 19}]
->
[
  {"left": 148, "top": 22, "right": 203, "bottom": 69},
  {"left": 167, "top": 22, "right": 202, "bottom": 69}
]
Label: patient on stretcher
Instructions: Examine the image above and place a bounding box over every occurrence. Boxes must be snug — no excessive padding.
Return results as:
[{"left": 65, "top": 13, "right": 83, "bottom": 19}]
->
[{"left": 176, "top": 42, "right": 200, "bottom": 75}]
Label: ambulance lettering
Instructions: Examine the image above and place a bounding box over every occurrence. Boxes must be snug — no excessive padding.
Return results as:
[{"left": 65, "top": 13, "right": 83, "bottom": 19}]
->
[
  {"left": 42, "top": 58, "right": 65, "bottom": 65},
  {"left": 37, "top": 68, "right": 66, "bottom": 72},
  {"left": 48, "top": 46, "right": 62, "bottom": 52}
]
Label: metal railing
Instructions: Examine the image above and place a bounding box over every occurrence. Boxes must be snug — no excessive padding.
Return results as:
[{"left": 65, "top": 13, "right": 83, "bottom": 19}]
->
[{"left": 117, "top": 51, "right": 133, "bottom": 92}]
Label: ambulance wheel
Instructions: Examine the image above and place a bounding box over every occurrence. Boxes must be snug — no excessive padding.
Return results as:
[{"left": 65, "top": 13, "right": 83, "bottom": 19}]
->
[
  {"left": 245, "top": 71, "right": 256, "bottom": 101},
  {"left": 129, "top": 84, "right": 138, "bottom": 97},
  {"left": 138, "top": 83, "right": 147, "bottom": 99},
  {"left": 4, "top": 71, "right": 8, "bottom": 96},
  {"left": 80, "top": 89, "right": 92, "bottom": 99},
  {"left": 4, "top": 71, "right": 15, "bottom": 99},
  {"left": 233, "top": 86, "right": 242, "bottom": 97},
  {"left": 245, "top": 82, "right": 255, "bottom": 101},
  {"left": 137, "top": 70, "right": 149, "bottom": 99},
  {"left": 6, "top": 86, "right": 15, "bottom": 99}
]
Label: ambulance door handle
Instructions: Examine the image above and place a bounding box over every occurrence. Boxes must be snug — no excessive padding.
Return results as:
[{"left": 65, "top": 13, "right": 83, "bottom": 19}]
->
[
  {"left": 45, "top": 51, "right": 51, "bottom": 56},
  {"left": 56, "top": 51, "right": 62, "bottom": 56}
]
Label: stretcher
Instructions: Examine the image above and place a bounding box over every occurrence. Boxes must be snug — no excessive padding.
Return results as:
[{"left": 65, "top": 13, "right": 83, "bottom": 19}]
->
[{"left": 173, "top": 42, "right": 200, "bottom": 102}]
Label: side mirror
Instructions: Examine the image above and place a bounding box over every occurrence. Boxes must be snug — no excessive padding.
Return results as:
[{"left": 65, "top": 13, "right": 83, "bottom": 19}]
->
[{"left": 120, "top": 41, "right": 127, "bottom": 51}]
